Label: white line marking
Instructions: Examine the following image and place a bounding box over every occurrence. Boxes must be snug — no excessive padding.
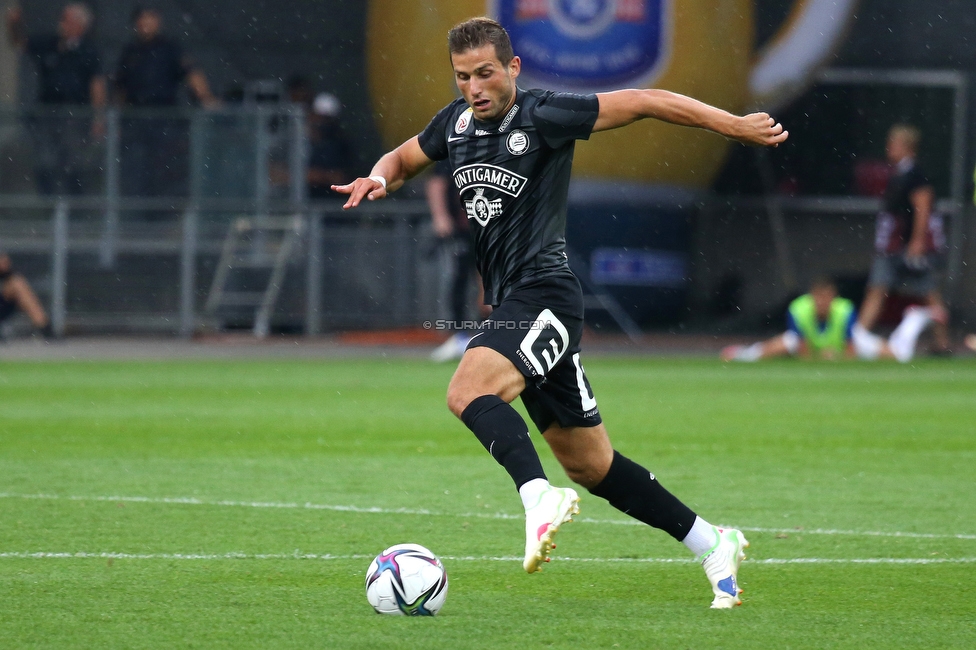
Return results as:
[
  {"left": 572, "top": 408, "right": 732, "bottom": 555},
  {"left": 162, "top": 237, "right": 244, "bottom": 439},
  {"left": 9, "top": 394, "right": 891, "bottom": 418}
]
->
[
  {"left": 2, "top": 492, "right": 974, "bottom": 541},
  {"left": 1, "top": 551, "right": 974, "bottom": 565}
]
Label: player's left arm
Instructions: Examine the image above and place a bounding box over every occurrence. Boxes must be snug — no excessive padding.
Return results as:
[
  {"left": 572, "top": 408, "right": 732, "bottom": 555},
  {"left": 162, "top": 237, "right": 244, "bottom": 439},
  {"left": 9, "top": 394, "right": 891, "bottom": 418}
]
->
[
  {"left": 592, "top": 89, "right": 788, "bottom": 147},
  {"left": 906, "top": 184, "right": 935, "bottom": 258}
]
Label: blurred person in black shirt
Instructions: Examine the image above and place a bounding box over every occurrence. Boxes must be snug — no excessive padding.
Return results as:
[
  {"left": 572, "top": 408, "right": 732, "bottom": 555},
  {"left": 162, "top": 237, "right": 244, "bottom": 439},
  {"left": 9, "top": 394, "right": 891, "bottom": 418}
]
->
[
  {"left": 426, "top": 158, "right": 479, "bottom": 362},
  {"left": 306, "top": 93, "right": 353, "bottom": 199},
  {"left": 115, "top": 6, "right": 217, "bottom": 109},
  {"left": 114, "top": 6, "right": 218, "bottom": 199},
  {"left": 855, "top": 124, "right": 949, "bottom": 353},
  {"left": 6, "top": 3, "right": 106, "bottom": 194}
]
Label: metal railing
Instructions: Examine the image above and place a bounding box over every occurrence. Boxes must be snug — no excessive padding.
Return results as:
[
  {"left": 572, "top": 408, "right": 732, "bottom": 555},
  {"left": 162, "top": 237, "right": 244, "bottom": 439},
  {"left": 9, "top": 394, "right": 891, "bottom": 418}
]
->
[
  {"left": 0, "top": 105, "right": 450, "bottom": 337},
  {"left": 0, "top": 195, "right": 437, "bottom": 338}
]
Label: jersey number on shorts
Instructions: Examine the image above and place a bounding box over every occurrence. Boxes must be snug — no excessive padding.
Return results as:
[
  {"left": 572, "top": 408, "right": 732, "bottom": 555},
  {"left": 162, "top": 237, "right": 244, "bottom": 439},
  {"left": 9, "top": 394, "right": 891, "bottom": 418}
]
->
[{"left": 519, "top": 308, "right": 569, "bottom": 376}]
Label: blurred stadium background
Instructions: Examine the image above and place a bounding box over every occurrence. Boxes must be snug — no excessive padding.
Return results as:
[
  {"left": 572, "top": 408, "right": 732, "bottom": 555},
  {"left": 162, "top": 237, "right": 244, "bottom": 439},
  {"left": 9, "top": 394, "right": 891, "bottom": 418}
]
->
[
  {"left": 0, "top": 0, "right": 973, "bottom": 345},
  {"left": 3, "top": 3, "right": 976, "bottom": 646}
]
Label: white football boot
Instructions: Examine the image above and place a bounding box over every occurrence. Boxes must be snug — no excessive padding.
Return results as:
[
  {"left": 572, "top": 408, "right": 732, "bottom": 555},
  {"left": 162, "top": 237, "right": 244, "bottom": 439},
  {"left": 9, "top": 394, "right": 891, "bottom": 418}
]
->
[
  {"left": 430, "top": 333, "right": 470, "bottom": 362},
  {"left": 522, "top": 485, "right": 580, "bottom": 573},
  {"left": 700, "top": 527, "right": 749, "bottom": 608}
]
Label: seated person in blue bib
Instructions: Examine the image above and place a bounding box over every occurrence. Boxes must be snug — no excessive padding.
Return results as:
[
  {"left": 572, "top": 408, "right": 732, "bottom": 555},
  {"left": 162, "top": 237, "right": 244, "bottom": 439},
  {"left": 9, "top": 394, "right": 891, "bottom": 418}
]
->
[{"left": 722, "top": 277, "right": 937, "bottom": 363}]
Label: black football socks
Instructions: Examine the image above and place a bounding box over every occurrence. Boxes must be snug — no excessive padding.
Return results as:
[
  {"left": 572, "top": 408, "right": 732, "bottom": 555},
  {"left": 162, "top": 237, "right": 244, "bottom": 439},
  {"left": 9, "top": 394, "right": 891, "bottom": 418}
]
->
[
  {"left": 589, "top": 450, "right": 697, "bottom": 541},
  {"left": 461, "top": 395, "right": 547, "bottom": 490}
]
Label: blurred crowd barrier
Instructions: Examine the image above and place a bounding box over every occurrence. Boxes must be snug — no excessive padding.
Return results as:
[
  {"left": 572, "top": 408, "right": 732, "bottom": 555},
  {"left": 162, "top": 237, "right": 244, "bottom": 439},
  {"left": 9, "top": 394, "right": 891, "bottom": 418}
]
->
[
  {"left": 0, "top": 104, "right": 308, "bottom": 202},
  {"left": 0, "top": 104, "right": 446, "bottom": 338}
]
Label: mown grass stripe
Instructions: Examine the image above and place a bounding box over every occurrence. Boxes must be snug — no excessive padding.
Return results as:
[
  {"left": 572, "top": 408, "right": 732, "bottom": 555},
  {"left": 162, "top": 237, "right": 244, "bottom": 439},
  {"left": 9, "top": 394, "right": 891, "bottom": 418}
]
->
[
  {"left": 2, "top": 492, "right": 973, "bottom": 541},
  {"left": 1, "top": 551, "right": 974, "bottom": 565}
]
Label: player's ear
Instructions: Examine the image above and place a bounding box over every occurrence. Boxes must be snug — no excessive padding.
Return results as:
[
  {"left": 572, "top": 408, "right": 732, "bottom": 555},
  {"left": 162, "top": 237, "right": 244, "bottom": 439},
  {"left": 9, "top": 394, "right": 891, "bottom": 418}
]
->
[{"left": 509, "top": 55, "right": 521, "bottom": 80}]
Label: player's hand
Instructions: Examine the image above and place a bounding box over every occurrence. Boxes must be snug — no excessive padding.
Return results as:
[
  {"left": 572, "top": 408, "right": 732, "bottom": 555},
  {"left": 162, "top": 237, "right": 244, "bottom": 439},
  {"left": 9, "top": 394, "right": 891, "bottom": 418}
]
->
[
  {"left": 734, "top": 113, "right": 788, "bottom": 147},
  {"left": 332, "top": 177, "right": 388, "bottom": 209}
]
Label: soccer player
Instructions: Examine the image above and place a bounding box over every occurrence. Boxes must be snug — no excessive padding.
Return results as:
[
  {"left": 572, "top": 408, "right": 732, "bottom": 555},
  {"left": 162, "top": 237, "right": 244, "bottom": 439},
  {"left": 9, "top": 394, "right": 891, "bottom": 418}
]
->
[
  {"left": 335, "top": 17, "right": 787, "bottom": 608},
  {"left": 721, "top": 277, "right": 937, "bottom": 363}
]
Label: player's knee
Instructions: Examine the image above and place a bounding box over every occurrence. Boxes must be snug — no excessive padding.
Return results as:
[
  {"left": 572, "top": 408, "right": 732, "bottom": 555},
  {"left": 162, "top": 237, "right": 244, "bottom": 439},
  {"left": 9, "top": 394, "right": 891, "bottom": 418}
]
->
[
  {"left": 445, "top": 381, "right": 473, "bottom": 419},
  {"left": 557, "top": 456, "right": 606, "bottom": 489},
  {"left": 563, "top": 464, "right": 601, "bottom": 489}
]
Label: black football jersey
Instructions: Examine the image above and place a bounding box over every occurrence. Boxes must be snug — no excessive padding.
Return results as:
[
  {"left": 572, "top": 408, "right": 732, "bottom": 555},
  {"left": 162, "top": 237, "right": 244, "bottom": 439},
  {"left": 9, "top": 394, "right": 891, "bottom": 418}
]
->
[
  {"left": 880, "top": 162, "right": 929, "bottom": 248},
  {"left": 418, "top": 88, "right": 599, "bottom": 306}
]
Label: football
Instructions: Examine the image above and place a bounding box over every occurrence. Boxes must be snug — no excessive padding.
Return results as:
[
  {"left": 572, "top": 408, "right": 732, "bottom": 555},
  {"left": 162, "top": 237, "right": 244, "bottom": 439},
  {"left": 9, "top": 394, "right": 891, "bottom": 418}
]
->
[{"left": 364, "top": 543, "right": 449, "bottom": 616}]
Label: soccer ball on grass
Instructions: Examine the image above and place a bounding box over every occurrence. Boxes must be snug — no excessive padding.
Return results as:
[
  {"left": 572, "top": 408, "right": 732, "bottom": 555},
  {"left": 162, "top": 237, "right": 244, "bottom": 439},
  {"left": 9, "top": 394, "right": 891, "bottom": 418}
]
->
[{"left": 364, "top": 543, "right": 448, "bottom": 615}]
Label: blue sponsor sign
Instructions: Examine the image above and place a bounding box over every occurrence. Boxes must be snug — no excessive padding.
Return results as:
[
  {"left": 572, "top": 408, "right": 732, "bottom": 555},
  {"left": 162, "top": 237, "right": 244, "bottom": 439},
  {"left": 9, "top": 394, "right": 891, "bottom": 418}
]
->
[
  {"left": 494, "top": 0, "right": 670, "bottom": 90},
  {"left": 590, "top": 247, "right": 687, "bottom": 287}
]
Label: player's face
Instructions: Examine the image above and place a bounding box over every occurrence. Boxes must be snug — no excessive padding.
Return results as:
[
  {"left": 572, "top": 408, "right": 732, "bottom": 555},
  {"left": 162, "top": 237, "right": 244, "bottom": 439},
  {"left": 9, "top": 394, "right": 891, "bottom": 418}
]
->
[{"left": 451, "top": 45, "right": 521, "bottom": 122}]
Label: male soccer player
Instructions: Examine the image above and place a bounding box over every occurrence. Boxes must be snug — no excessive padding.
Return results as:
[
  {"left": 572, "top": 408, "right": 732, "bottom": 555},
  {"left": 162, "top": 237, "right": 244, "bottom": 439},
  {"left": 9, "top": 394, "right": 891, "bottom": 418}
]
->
[
  {"left": 721, "top": 276, "right": 936, "bottom": 362},
  {"left": 335, "top": 17, "right": 787, "bottom": 608}
]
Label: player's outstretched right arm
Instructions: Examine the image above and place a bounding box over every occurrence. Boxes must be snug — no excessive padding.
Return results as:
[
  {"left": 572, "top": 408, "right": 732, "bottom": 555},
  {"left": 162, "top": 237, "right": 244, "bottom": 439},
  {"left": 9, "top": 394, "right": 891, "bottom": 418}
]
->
[{"left": 332, "top": 136, "right": 434, "bottom": 209}]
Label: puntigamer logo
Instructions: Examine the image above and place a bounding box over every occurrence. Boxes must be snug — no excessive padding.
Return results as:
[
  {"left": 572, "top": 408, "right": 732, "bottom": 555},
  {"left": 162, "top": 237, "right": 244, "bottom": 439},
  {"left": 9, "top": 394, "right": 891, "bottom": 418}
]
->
[{"left": 453, "top": 164, "right": 528, "bottom": 198}]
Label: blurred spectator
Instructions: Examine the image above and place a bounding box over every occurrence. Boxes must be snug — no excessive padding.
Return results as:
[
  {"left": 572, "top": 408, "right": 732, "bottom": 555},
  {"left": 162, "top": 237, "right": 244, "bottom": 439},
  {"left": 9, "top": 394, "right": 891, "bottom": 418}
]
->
[
  {"left": 0, "top": 252, "right": 51, "bottom": 338},
  {"left": 114, "top": 6, "right": 218, "bottom": 198},
  {"left": 286, "top": 74, "right": 314, "bottom": 107},
  {"left": 426, "top": 158, "right": 482, "bottom": 362},
  {"left": 856, "top": 125, "right": 950, "bottom": 353},
  {"left": 115, "top": 6, "right": 217, "bottom": 108},
  {"left": 6, "top": 3, "right": 106, "bottom": 194},
  {"left": 306, "top": 92, "right": 353, "bottom": 198}
]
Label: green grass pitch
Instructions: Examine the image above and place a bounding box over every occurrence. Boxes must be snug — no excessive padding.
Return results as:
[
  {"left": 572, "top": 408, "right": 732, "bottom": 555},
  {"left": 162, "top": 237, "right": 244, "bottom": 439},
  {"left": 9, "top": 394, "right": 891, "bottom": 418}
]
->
[{"left": 1, "top": 356, "right": 975, "bottom": 648}]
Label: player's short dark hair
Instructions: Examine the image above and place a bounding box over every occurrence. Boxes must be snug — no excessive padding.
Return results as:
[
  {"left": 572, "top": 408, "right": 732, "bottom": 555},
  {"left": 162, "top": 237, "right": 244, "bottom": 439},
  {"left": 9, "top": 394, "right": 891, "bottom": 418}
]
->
[{"left": 447, "top": 17, "right": 514, "bottom": 66}]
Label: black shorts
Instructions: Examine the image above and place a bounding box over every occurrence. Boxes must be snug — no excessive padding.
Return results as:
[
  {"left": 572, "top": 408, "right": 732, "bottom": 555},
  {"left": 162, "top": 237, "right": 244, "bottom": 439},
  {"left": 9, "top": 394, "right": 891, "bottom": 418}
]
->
[{"left": 467, "top": 272, "right": 602, "bottom": 433}]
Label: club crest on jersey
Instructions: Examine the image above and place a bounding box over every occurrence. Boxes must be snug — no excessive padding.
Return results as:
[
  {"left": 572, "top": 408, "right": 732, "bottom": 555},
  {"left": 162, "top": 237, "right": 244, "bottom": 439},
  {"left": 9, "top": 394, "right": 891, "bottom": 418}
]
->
[
  {"left": 453, "top": 163, "right": 528, "bottom": 198},
  {"left": 506, "top": 130, "right": 529, "bottom": 155},
  {"left": 465, "top": 188, "right": 504, "bottom": 227},
  {"left": 455, "top": 107, "right": 473, "bottom": 134},
  {"left": 494, "top": 0, "right": 671, "bottom": 90}
]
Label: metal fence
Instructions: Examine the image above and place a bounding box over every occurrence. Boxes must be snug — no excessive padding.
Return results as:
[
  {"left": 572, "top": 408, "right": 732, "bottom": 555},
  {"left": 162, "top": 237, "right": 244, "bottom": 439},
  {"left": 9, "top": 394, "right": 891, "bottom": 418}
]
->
[
  {"left": 0, "top": 104, "right": 449, "bottom": 338},
  {"left": 0, "top": 195, "right": 440, "bottom": 338},
  {"left": 0, "top": 104, "right": 309, "bottom": 204}
]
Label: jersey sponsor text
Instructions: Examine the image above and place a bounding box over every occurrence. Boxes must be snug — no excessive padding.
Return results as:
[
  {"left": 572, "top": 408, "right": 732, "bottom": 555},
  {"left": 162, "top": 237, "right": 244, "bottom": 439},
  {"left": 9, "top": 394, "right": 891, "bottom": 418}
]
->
[{"left": 453, "top": 163, "right": 528, "bottom": 198}]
